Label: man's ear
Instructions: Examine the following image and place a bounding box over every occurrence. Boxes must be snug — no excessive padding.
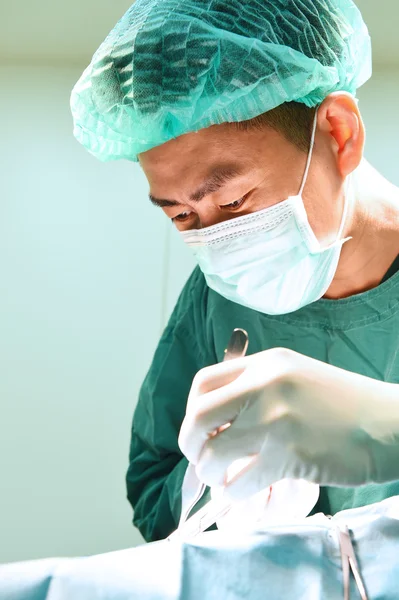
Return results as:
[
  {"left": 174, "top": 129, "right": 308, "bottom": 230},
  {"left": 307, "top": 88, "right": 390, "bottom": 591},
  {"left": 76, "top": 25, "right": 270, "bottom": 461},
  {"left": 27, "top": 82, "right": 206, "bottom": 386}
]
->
[{"left": 317, "top": 92, "right": 365, "bottom": 177}]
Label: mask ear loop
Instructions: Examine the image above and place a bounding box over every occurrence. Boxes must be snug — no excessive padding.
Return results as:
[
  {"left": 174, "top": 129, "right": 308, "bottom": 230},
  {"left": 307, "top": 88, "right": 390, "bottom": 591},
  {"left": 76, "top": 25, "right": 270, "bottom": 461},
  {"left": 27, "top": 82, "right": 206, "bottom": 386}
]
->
[
  {"left": 299, "top": 106, "right": 352, "bottom": 252},
  {"left": 322, "top": 171, "right": 353, "bottom": 252},
  {"left": 298, "top": 107, "right": 319, "bottom": 197},
  {"left": 335, "top": 178, "right": 353, "bottom": 243}
]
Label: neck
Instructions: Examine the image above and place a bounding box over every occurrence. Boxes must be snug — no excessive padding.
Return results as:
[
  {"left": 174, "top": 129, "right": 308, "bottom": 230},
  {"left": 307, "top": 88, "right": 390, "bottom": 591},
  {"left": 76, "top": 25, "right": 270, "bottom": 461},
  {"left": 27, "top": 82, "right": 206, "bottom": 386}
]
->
[{"left": 325, "top": 160, "right": 399, "bottom": 300}]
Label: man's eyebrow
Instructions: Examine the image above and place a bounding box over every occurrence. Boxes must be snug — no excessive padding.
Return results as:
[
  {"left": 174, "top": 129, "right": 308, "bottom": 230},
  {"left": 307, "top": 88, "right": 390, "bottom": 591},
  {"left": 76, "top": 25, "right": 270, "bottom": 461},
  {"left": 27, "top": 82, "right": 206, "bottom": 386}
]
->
[
  {"left": 149, "top": 164, "right": 245, "bottom": 208},
  {"left": 148, "top": 195, "right": 179, "bottom": 208}
]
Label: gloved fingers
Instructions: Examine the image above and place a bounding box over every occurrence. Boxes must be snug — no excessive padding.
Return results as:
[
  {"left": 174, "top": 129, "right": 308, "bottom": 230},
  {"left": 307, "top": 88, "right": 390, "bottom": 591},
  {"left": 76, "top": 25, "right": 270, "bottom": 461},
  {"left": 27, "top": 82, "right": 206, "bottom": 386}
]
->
[
  {"left": 186, "top": 347, "right": 301, "bottom": 418},
  {"left": 223, "top": 457, "right": 277, "bottom": 503},
  {"left": 195, "top": 426, "right": 262, "bottom": 487},
  {"left": 179, "top": 370, "right": 255, "bottom": 465},
  {"left": 186, "top": 357, "right": 249, "bottom": 412},
  {"left": 222, "top": 444, "right": 314, "bottom": 502},
  {"left": 196, "top": 419, "right": 298, "bottom": 487},
  {"left": 198, "top": 422, "right": 319, "bottom": 500},
  {"left": 180, "top": 369, "right": 296, "bottom": 468}
]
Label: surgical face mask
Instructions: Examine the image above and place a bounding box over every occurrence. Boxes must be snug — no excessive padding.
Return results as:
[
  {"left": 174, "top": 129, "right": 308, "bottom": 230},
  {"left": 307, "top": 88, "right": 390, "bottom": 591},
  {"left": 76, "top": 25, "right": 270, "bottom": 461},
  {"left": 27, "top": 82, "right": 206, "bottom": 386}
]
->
[{"left": 180, "top": 110, "right": 351, "bottom": 315}]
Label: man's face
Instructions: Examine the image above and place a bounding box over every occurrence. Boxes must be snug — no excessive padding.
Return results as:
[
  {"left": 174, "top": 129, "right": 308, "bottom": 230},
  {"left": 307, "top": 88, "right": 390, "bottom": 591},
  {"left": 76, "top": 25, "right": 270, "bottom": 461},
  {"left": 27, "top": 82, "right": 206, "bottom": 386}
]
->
[{"left": 139, "top": 119, "right": 345, "bottom": 245}]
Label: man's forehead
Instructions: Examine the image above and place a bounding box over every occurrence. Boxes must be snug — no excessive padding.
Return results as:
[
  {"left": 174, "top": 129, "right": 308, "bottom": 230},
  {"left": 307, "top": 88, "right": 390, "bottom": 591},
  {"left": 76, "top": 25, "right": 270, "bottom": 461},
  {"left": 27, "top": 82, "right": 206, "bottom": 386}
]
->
[
  {"left": 140, "top": 123, "right": 275, "bottom": 194},
  {"left": 140, "top": 122, "right": 255, "bottom": 166},
  {"left": 148, "top": 162, "right": 249, "bottom": 207}
]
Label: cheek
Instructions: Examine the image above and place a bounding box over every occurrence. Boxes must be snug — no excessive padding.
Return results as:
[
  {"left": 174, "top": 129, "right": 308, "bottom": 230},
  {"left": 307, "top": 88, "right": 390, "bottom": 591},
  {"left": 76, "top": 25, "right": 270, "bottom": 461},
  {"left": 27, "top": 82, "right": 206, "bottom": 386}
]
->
[
  {"left": 248, "top": 187, "right": 290, "bottom": 212},
  {"left": 303, "top": 176, "right": 345, "bottom": 245}
]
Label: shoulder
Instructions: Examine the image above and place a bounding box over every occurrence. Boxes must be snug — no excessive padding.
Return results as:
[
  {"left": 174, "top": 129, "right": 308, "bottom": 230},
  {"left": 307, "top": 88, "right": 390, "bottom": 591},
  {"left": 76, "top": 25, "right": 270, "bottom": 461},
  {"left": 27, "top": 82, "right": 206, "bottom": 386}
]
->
[
  {"left": 155, "top": 267, "right": 212, "bottom": 367},
  {"left": 171, "top": 266, "right": 209, "bottom": 329}
]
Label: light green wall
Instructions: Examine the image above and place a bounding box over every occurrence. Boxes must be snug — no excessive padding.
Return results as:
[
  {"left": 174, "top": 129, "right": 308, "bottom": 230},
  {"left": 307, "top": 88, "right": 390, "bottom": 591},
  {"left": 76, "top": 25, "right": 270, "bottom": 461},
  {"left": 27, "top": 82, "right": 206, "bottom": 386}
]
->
[
  {"left": 0, "top": 64, "right": 398, "bottom": 564},
  {"left": 0, "top": 65, "right": 172, "bottom": 561},
  {"left": 357, "top": 68, "right": 399, "bottom": 183}
]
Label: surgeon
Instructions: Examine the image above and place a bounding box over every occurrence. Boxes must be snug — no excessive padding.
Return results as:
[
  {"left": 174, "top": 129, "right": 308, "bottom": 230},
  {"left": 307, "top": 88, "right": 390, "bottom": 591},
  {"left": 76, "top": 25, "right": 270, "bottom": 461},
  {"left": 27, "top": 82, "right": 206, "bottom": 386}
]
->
[{"left": 71, "top": 0, "right": 399, "bottom": 542}]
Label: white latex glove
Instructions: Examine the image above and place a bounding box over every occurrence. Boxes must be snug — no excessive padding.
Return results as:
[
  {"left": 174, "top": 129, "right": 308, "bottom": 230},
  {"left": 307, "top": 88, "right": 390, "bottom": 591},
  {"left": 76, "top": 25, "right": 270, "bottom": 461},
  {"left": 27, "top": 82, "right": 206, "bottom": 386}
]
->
[
  {"left": 211, "top": 477, "right": 320, "bottom": 532},
  {"left": 180, "top": 462, "right": 319, "bottom": 533},
  {"left": 178, "top": 348, "right": 399, "bottom": 502}
]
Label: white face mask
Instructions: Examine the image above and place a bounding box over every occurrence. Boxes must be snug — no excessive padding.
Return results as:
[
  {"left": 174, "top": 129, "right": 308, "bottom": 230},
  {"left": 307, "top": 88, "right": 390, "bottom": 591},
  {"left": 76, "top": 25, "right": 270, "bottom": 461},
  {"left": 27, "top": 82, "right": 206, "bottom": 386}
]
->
[{"left": 180, "top": 110, "right": 351, "bottom": 316}]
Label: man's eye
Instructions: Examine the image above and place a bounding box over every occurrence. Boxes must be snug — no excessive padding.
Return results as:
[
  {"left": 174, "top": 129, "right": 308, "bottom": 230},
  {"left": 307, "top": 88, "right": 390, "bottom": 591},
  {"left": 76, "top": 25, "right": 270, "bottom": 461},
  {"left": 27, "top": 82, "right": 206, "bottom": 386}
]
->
[
  {"left": 222, "top": 196, "right": 247, "bottom": 211},
  {"left": 172, "top": 211, "right": 193, "bottom": 223}
]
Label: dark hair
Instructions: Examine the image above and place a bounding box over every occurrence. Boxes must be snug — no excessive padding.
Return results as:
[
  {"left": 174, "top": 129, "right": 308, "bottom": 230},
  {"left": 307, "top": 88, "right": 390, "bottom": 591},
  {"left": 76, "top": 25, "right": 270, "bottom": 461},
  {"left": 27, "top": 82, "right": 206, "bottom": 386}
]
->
[{"left": 233, "top": 101, "right": 317, "bottom": 152}]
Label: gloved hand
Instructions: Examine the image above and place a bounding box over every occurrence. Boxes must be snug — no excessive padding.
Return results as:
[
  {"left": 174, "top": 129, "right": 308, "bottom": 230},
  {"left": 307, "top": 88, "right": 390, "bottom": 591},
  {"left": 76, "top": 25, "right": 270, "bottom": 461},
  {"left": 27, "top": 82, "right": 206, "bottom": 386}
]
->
[{"left": 178, "top": 348, "right": 399, "bottom": 502}]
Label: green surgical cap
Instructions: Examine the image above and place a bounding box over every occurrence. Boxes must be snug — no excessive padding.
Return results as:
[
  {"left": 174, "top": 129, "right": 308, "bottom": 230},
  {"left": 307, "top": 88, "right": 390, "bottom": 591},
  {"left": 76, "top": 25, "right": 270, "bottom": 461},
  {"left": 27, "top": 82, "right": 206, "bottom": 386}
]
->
[{"left": 70, "top": 0, "right": 371, "bottom": 163}]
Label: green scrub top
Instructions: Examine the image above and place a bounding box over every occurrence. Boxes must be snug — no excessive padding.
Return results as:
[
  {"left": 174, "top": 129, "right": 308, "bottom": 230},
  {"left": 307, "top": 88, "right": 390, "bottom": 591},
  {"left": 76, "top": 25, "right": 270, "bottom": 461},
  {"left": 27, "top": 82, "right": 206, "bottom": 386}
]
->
[{"left": 127, "top": 260, "right": 399, "bottom": 542}]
